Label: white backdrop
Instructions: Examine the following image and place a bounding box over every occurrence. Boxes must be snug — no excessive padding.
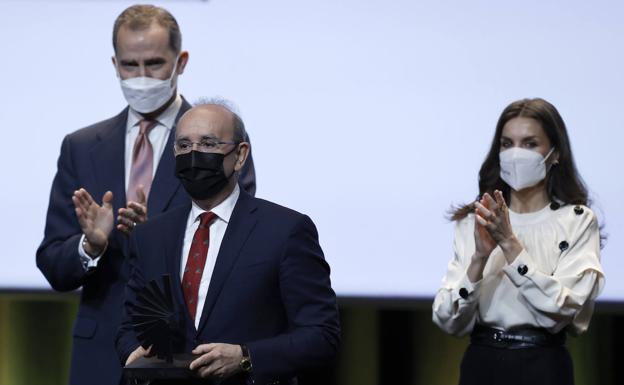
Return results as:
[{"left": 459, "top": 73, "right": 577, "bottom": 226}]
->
[{"left": 0, "top": 0, "right": 622, "bottom": 300}]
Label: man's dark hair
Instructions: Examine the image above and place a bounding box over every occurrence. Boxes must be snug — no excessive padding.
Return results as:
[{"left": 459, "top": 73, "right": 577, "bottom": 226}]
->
[{"left": 113, "top": 5, "right": 182, "bottom": 54}]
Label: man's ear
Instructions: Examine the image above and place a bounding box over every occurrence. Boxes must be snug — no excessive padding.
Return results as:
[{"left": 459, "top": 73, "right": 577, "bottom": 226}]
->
[
  {"left": 176, "top": 51, "right": 190, "bottom": 75},
  {"left": 111, "top": 56, "right": 120, "bottom": 77},
  {"left": 234, "top": 143, "right": 250, "bottom": 172}
]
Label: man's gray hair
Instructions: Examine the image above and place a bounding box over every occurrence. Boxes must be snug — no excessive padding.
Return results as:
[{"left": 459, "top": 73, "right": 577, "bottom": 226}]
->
[{"left": 194, "top": 97, "right": 247, "bottom": 143}]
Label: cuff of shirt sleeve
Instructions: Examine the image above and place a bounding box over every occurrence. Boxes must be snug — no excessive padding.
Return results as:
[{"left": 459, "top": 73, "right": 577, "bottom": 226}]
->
[
  {"left": 78, "top": 234, "right": 105, "bottom": 270},
  {"left": 451, "top": 274, "right": 482, "bottom": 303},
  {"left": 503, "top": 249, "right": 535, "bottom": 286}
]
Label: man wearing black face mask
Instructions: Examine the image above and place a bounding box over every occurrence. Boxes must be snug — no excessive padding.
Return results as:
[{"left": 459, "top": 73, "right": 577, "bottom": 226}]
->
[
  {"left": 116, "top": 101, "right": 341, "bottom": 385},
  {"left": 36, "top": 5, "right": 256, "bottom": 385},
  {"left": 175, "top": 138, "right": 241, "bottom": 200}
]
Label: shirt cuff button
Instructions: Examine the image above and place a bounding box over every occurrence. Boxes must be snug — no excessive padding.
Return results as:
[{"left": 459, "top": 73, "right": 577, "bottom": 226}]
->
[{"left": 517, "top": 264, "right": 528, "bottom": 276}]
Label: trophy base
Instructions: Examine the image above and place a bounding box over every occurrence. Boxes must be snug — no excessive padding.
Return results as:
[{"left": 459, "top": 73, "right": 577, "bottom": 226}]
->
[{"left": 123, "top": 353, "right": 206, "bottom": 381}]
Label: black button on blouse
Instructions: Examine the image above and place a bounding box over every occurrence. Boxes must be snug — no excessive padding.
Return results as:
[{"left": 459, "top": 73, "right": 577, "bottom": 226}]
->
[{"left": 517, "top": 264, "right": 529, "bottom": 276}]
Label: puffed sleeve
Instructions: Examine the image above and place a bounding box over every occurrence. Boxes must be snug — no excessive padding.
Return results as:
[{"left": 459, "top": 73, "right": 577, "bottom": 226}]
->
[
  {"left": 502, "top": 206, "right": 605, "bottom": 334},
  {"left": 432, "top": 217, "right": 482, "bottom": 337}
]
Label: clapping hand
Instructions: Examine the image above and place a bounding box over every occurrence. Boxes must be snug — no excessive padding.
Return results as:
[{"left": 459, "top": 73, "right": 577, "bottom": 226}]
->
[
  {"left": 117, "top": 186, "right": 148, "bottom": 235},
  {"left": 473, "top": 194, "right": 498, "bottom": 261},
  {"left": 474, "top": 190, "right": 522, "bottom": 263},
  {"left": 72, "top": 188, "right": 114, "bottom": 256}
]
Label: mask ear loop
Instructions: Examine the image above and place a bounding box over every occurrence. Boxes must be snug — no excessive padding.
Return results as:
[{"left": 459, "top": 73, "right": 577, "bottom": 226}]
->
[
  {"left": 543, "top": 147, "right": 558, "bottom": 178},
  {"left": 168, "top": 54, "right": 181, "bottom": 87},
  {"left": 225, "top": 143, "right": 243, "bottom": 179},
  {"left": 541, "top": 147, "right": 555, "bottom": 164},
  {"left": 114, "top": 56, "right": 122, "bottom": 80}
]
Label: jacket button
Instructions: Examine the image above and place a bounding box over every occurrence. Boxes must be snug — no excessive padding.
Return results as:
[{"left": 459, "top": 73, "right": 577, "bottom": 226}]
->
[
  {"left": 459, "top": 288, "right": 469, "bottom": 299},
  {"left": 559, "top": 241, "right": 569, "bottom": 251},
  {"left": 550, "top": 202, "right": 560, "bottom": 210},
  {"left": 517, "top": 264, "right": 528, "bottom": 275},
  {"left": 574, "top": 206, "right": 584, "bottom": 215}
]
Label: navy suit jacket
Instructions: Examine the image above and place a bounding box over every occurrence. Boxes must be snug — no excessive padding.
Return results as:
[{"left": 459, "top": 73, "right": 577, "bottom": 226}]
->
[
  {"left": 36, "top": 98, "right": 256, "bottom": 385},
  {"left": 116, "top": 190, "right": 340, "bottom": 385}
]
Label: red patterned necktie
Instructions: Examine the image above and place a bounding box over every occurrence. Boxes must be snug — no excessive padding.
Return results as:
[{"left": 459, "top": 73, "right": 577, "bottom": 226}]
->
[
  {"left": 127, "top": 119, "right": 156, "bottom": 203},
  {"left": 182, "top": 212, "right": 217, "bottom": 322}
]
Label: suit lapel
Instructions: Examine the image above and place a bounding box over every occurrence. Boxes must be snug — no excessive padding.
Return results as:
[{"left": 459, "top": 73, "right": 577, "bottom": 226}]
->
[
  {"left": 90, "top": 109, "right": 128, "bottom": 211},
  {"left": 197, "top": 192, "right": 259, "bottom": 334},
  {"left": 147, "top": 98, "right": 192, "bottom": 215}
]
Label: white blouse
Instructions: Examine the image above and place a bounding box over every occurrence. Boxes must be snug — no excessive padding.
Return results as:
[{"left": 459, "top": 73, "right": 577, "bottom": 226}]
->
[{"left": 432, "top": 203, "right": 605, "bottom": 337}]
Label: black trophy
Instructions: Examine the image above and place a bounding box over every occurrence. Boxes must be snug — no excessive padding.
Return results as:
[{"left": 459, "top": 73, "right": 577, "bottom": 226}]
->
[{"left": 123, "top": 274, "right": 199, "bottom": 381}]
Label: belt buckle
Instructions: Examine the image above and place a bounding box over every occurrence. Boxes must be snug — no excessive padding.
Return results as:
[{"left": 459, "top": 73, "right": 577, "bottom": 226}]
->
[{"left": 493, "top": 331, "right": 505, "bottom": 342}]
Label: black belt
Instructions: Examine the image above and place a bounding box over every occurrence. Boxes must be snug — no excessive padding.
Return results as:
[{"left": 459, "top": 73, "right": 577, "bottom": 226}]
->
[{"left": 470, "top": 324, "right": 566, "bottom": 349}]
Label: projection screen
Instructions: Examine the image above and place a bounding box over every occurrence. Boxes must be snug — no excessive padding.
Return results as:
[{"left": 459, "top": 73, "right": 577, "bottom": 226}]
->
[{"left": 0, "top": 0, "right": 622, "bottom": 301}]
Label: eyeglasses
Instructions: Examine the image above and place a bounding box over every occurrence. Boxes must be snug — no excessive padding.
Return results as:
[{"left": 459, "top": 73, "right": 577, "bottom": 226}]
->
[{"left": 174, "top": 138, "right": 239, "bottom": 154}]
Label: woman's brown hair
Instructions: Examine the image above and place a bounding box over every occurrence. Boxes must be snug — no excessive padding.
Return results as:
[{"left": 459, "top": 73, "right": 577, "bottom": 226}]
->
[{"left": 451, "top": 98, "right": 588, "bottom": 221}]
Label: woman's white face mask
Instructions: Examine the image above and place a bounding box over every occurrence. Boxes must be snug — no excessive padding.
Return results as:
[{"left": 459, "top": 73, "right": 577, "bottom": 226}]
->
[
  {"left": 117, "top": 57, "right": 179, "bottom": 114},
  {"left": 499, "top": 147, "right": 555, "bottom": 191}
]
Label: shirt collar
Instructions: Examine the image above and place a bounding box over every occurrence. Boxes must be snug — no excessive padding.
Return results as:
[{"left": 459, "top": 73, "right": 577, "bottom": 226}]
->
[
  {"left": 127, "top": 93, "right": 182, "bottom": 133},
  {"left": 189, "top": 183, "right": 240, "bottom": 226}
]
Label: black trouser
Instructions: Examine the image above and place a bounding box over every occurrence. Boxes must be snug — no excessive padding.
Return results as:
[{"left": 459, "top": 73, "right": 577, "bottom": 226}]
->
[{"left": 459, "top": 343, "right": 574, "bottom": 385}]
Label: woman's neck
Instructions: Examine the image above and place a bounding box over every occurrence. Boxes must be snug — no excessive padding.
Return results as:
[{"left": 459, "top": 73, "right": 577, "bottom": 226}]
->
[{"left": 509, "top": 181, "right": 550, "bottom": 213}]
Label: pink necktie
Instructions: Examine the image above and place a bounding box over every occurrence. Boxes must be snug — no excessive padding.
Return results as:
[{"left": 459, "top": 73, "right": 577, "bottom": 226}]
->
[{"left": 127, "top": 119, "right": 156, "bottom": 203}]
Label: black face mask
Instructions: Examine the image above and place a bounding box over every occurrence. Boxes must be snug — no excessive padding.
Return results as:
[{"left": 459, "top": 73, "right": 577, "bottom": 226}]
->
[{"left": 175, "top": 149, "right": 236, "bottom": 200}]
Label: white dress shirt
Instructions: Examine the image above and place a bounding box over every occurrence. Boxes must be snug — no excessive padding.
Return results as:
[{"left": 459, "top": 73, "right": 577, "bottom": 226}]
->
[
  {"left": 182, "top": 184, "right": 240, "bottom": 328},
  {"left": 78, "top": 94, "right": 183, "bottom": 269},
  {"left": 432, "top": 203, "right": 605, "bottom": 337}
]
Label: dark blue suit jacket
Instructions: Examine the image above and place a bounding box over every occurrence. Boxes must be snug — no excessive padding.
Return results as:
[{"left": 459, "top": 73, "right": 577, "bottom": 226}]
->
[
  {"left": 36, "top": 99, "right": 256, "bottom": 385},
  {"left": 116, "top": 190, "right": 340, "bottom": 385}
]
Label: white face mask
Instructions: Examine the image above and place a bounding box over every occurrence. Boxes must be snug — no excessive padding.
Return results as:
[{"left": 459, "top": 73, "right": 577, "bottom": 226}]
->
[
  {"left": 499, "top": 147, "right": 555, "bottom": 191},
  {"left": 117, "top": 57, "right": 179, "bottom": 114}
]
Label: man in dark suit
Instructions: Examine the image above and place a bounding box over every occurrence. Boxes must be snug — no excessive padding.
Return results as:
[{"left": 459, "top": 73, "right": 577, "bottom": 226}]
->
[
  {"left": 115, "top": 102, "right": 340, "bottom": 384},
  {"left": 36, "top": 5, "right": 255, "bottom": 385}
]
